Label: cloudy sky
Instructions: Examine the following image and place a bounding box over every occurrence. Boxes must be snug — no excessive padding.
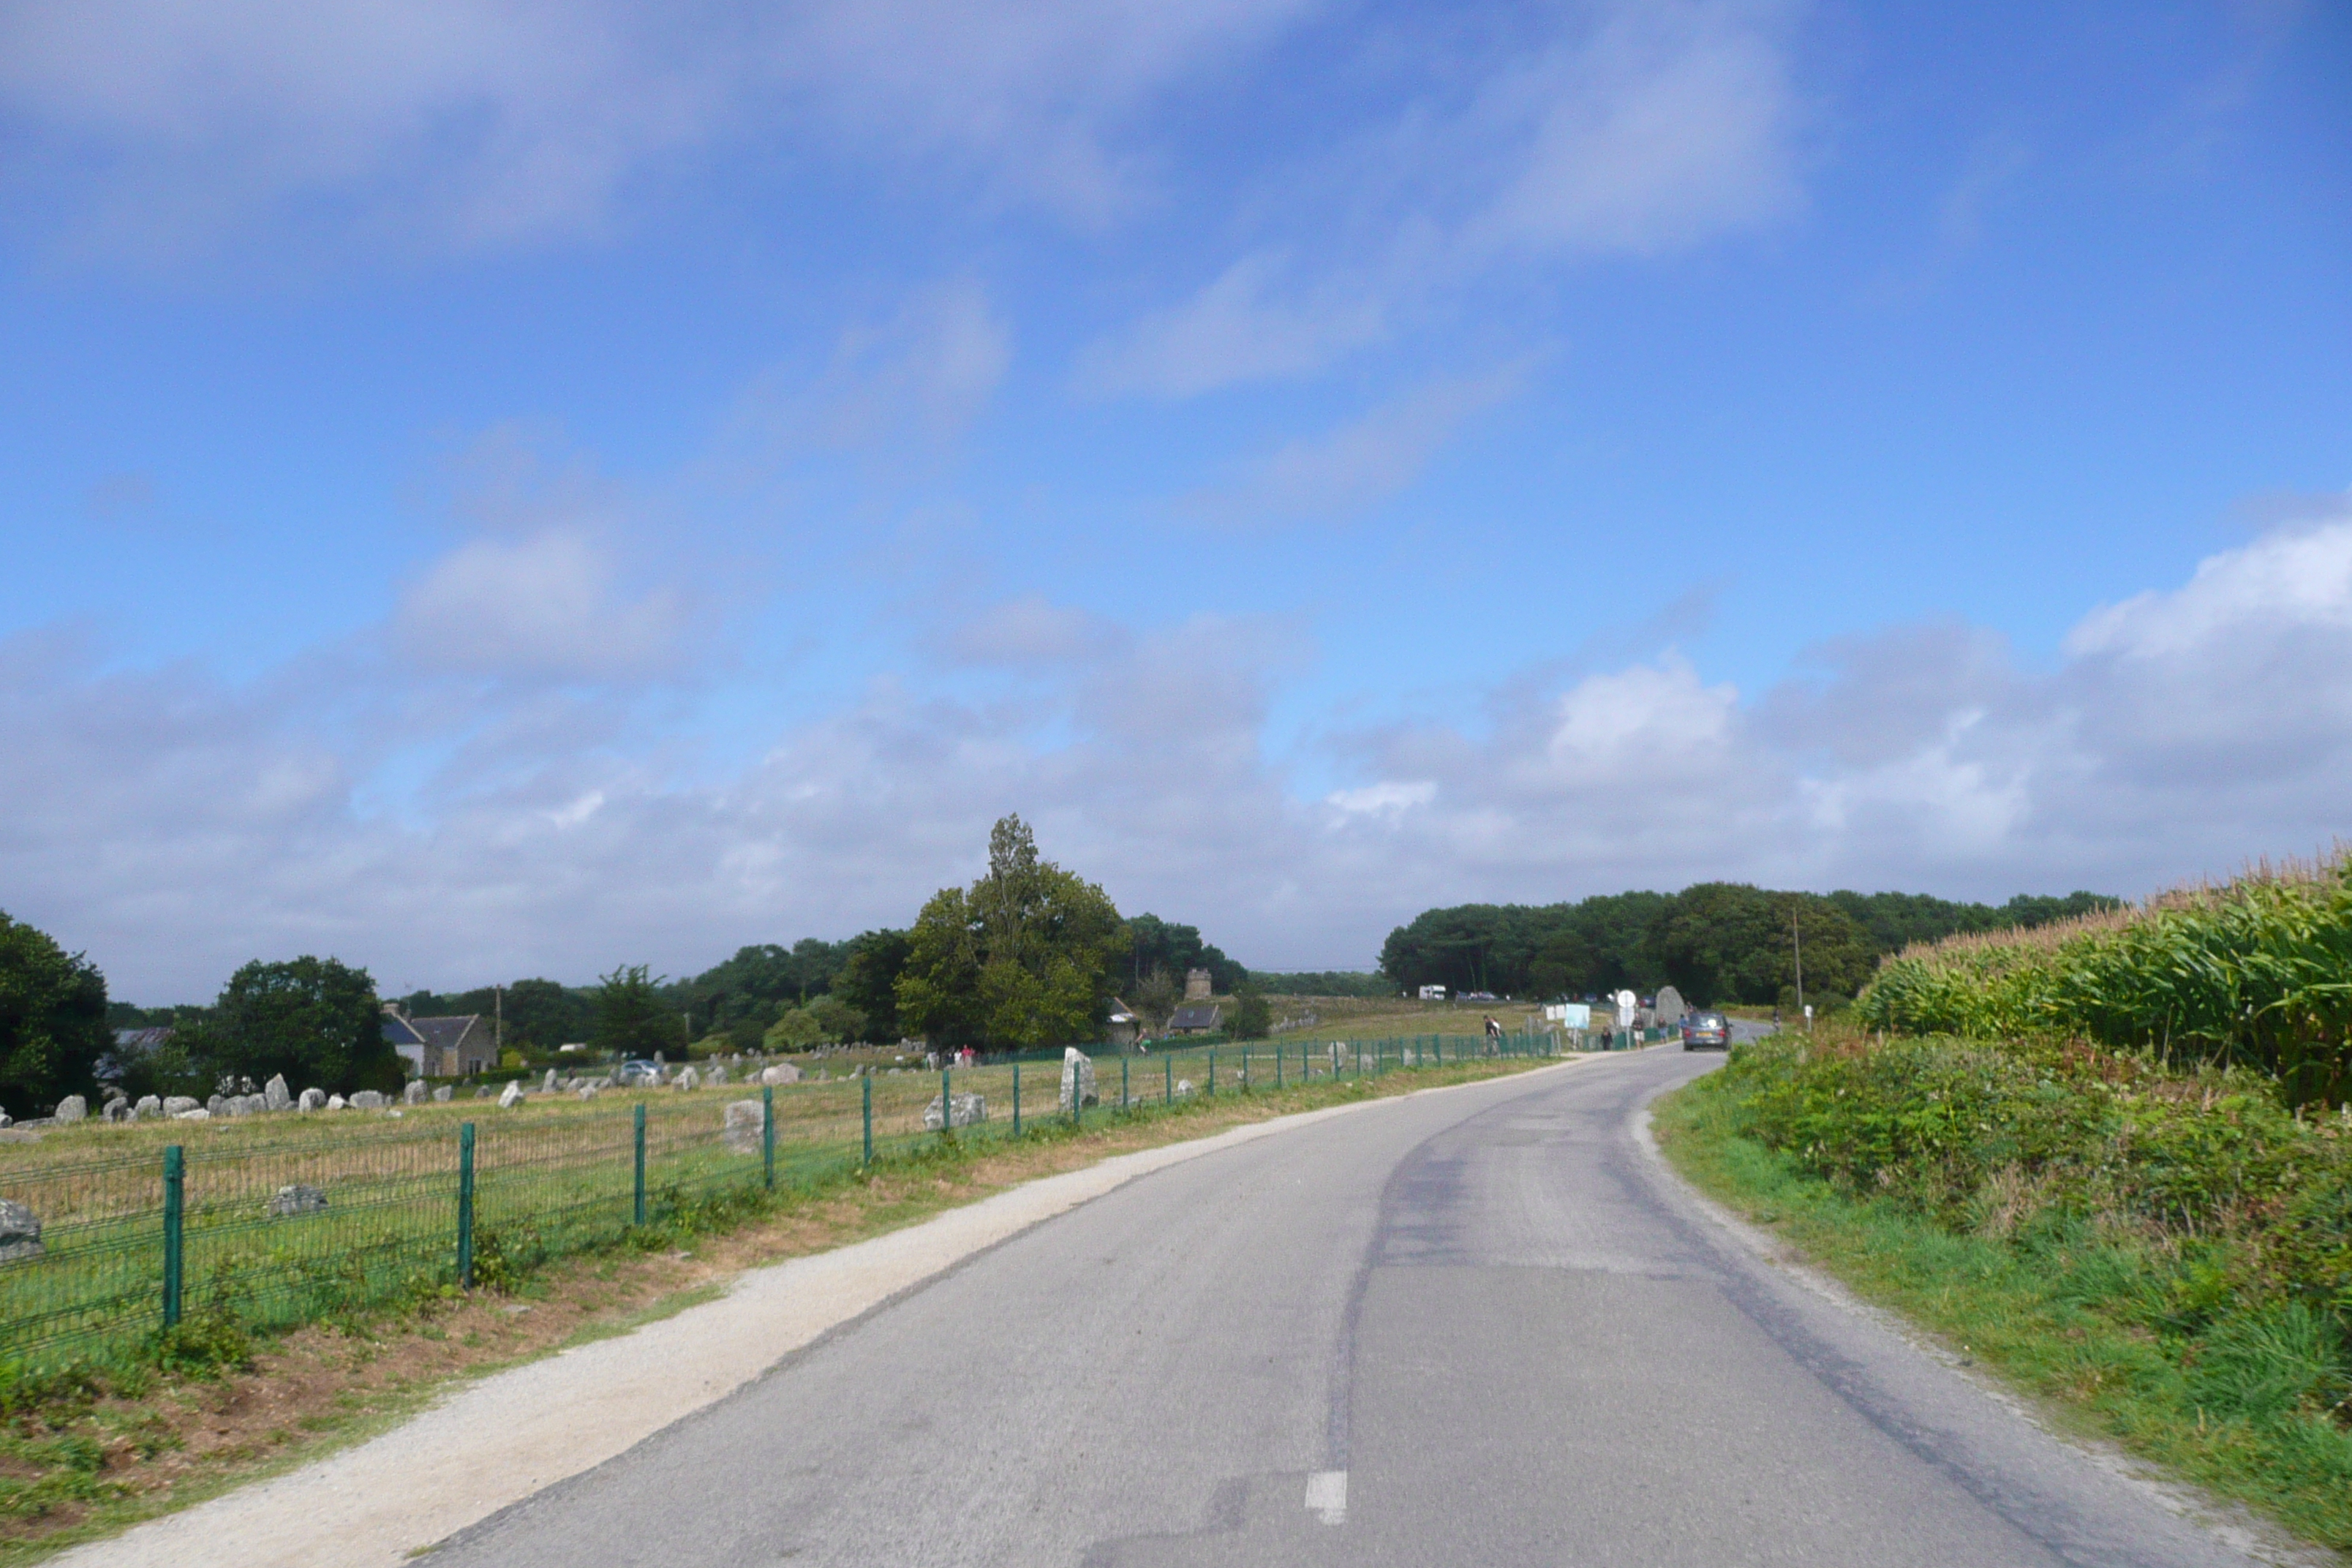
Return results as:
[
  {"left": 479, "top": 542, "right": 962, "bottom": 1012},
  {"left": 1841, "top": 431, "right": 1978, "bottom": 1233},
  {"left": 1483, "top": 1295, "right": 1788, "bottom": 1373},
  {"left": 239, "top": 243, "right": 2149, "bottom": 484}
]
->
[{"left": 1, "top": 0, "right": 2347, "bottom": 1001}]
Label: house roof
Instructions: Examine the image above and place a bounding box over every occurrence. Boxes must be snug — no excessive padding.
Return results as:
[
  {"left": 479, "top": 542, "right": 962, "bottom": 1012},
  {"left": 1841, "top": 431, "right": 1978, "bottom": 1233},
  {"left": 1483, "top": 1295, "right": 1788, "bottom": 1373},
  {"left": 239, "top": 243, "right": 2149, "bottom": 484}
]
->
[
  {"left": 409, "top": 1016, "right": 484, "bottom": 1051},
  {"left": 382, "top": 1014, "right": 427, "bottom": 1047},
  {"left": 113, "top": 1026, "right": 174, "bottom": 1051},
  {"left": 1168, "top": 1003, "right": 1221, "bottom": 1030}
]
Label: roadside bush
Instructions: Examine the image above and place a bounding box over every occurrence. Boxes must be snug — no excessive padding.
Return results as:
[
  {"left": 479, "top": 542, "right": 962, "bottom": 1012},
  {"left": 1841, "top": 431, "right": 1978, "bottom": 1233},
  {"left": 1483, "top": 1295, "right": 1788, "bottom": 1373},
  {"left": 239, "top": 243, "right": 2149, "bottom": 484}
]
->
[{"left": 1714, "top": 1030, "right": 2352, "bottom": 1406}]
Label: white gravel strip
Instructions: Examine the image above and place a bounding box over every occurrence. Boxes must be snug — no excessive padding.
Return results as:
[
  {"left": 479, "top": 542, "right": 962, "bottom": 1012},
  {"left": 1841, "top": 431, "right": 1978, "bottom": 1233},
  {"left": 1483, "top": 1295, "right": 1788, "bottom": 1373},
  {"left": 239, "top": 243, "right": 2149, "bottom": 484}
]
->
[{"left": 56, "top": 1058, "right": 1583, "bottom": 1568}]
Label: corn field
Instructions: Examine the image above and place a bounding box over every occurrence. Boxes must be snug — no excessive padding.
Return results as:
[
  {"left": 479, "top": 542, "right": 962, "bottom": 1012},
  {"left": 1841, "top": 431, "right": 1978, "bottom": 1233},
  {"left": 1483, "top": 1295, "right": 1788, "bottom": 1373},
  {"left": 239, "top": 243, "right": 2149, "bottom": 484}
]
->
[{"left": 1855, "top": 848, "right": 2352, "bottom": 1104}]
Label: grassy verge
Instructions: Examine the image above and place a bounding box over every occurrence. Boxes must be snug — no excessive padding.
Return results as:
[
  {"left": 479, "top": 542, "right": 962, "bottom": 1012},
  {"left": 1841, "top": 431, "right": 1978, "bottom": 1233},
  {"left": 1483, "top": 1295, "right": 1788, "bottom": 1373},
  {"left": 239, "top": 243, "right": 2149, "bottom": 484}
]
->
[
  {"left": 0, "top": 1052, "right": 1562, "bottom": 1563},
  {"left": 1653, "top": 1047, "right": 2352, "bottom": 1556}
]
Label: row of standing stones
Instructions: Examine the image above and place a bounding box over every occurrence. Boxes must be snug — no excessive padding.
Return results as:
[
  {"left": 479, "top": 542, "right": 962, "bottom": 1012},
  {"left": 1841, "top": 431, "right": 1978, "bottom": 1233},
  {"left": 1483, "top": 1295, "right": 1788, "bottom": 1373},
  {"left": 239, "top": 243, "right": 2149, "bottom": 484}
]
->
[
  {"left": 0, "top": 1060, "right": 820, "bottom": 1265},
  {"left": 0, "top": 1046, "right": 1233, "bottom": 1266}
]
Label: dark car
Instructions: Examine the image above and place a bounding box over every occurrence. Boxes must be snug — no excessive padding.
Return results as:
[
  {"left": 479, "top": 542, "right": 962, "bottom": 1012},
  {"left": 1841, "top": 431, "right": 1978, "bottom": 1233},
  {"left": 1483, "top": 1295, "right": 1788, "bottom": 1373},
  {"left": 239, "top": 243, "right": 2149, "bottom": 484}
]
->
[{"left": 1681, "top": 1011, "right": 1733, "bottom": 1051}]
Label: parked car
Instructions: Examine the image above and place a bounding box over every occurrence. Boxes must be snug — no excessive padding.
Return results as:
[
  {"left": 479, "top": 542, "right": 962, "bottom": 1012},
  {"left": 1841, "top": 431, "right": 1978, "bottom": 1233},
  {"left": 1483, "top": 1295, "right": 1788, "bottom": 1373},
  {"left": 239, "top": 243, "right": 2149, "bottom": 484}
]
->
[
  {"left": 614, "top": 1059, "right": 661, "bottom": 1086},
  {"left": 1681, "top": 1012, "right": 1733, "bottom": 1051}
]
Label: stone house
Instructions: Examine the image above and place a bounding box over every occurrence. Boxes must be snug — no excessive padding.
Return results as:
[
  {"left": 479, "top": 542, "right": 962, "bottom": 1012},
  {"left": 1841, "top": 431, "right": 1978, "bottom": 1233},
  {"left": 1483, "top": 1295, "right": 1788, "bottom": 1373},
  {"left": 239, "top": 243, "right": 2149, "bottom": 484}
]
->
[{"left": 382, "top": 1006, "right": 499, "bottom": 1078}]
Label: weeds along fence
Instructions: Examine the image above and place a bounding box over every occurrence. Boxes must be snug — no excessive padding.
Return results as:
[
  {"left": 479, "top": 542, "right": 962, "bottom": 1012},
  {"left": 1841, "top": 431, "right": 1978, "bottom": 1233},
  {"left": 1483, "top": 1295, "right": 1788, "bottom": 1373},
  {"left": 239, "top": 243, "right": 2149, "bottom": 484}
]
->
[
  {"left": 0, "top": 1031, "right": 1578, "bottom": 1379},
  {"left": 1855, "top": 850, "right": 2352, "bottom": 1104}
]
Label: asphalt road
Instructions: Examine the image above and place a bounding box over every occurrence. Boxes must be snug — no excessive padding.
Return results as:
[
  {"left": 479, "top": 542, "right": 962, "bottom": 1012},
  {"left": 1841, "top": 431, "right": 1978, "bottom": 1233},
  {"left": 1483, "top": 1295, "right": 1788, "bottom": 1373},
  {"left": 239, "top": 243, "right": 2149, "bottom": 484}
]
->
[{"left": 431, "top": 1042, "right": 2269, "bottom": 1568}]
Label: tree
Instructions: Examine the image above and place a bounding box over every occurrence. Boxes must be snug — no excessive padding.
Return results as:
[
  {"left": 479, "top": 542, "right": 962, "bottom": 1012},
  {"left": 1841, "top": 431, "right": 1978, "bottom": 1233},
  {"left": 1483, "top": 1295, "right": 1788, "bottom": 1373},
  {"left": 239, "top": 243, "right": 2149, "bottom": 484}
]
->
[
  {"left": 1229, "top": 983, "right": 1271, "bottom": 1041},
  {"left": 1652, "top": 886, "right": 1874, "bottom": 1006},
  {"left": 1122, "top": 914, "right": 1246, "bottom": 995},
  {"left": 835, "top": 928, "right": 912, "bottom": 1041},
  {"left": 0, "top": 910, "right": 112, "bottom": 1112},
  {"left": 593, "top": 965, "right": 679, "bottom": 1058},
  {"left": 207, "top": 955, "right": 398, "bottom": 1094},
  {"left": 1131, "top": 965, "right": 1182, "bottom": 1033},
  {"left": 896, "top": 815, "right": 1125, "bottom": 1051}
]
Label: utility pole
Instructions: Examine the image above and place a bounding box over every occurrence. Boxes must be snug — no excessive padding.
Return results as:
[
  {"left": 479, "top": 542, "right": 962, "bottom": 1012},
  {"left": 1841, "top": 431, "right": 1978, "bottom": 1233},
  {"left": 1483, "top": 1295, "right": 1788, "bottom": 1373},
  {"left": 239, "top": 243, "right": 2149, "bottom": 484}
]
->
[
  {"left": 1791, "top": 910, "right": 1806, "bottom": 1026},
  {"left": 495, "top": 985, "right": 502, "bottom": 1056}
]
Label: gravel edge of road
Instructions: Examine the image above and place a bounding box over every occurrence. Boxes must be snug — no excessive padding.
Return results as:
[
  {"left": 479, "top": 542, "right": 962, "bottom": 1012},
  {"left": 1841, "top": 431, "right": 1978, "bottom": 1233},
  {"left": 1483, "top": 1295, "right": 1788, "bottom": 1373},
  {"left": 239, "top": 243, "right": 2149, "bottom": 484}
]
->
[
  {"left": 51, "top": 1056, "right": 1591, "bottom": 1568},
  {"left": 1631, "top": 1080, "right": 2342, "bottom": 1568}
]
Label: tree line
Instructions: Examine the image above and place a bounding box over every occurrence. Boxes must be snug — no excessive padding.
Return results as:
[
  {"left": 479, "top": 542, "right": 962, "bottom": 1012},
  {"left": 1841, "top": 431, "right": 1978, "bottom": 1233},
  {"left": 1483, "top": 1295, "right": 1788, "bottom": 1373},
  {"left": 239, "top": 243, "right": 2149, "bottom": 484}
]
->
[
  {"left": 3, "top": 815, "right": 1262, "bottom": 1111},
  {"left": 1377, "top": 885, "right": 2119, "bottom": 1009}
]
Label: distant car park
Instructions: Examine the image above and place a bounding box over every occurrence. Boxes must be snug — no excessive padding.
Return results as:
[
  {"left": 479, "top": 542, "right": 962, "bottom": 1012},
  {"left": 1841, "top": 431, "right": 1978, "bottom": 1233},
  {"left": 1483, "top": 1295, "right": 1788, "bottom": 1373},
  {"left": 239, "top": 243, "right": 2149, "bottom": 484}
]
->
[{"left": 615, "top": 1059, "right": 660, "bottom": 1086}]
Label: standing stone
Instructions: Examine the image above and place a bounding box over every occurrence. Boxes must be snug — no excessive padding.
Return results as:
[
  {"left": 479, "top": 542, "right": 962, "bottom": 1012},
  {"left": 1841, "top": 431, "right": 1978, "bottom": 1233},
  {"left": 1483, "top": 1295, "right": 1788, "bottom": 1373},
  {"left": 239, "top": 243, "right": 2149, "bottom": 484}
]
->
[
  {"left": 1175, "top": 1078, "right": 1195, "bottom": 1097},
  {"left": 652, "top": 1052, "right": 666, "bottom": 1068},
  {"left": 53, "top": 1095, "right": 86, "bottom": 1124},
  {"left": 227, "top": 1096, "right": 254, "bottom": 1117},
  {"left": 173, "top": 1107, "right": 211, "bottom": 1120},
  {"left": 264, "top": 1074, "right": 292, "bottom": 1112},
  {"left": 723, "top": 1099, "right": 764, "bottom": 1155},
  {"left": 434, "top": 1085, "right": 453, "bottom": 1103},
  {"left": 298, "top": 1088, "right": 327, "bottom": 1112},
  {"left": 674, "top": 1066, "right": 700, "bottom": 1091},
  {"left": 499, "top": 1080, "right": 524, "bottom": 1109},
  {"left": 267, "top": 1184, "right": 328, "bottom": 1217},
  {"left": 404, "top": 1079, "right": 427, "bottom": 1106},
  {"left": 164, "top": 1096, "right": 200, "bottom": 1117},
  {"left": 543, "top": 1069, "right": 558, "bottom": 1093},
  {"left": 0, "top": 1199, "right": 41, "bottom": 1264},
  {"left": 325, "top": 1094, "right": 347, "bottom": 1111},
  {"left": 706, "top": 1063, "right": 729, "bottom": 1086},
  {"left": 350, "top": 1090, "right": 386, "bottom": 1111},
  {"left": 1060, "top": 1047, "right": 1098, "bottom": 1112},
  {"left": 136, "top": 1095, "right": 162, "bottom": 1120},
  {"left": 760, "top": 1063, "right": 801, "bottom": 1086},
  {"left": 206, "top": 1093, "right": 228, "bottom": 1117},
  {"left": 576, "top": 1084, "right": 599, "bottom": 1101},
  {"left": 922, "top": 1091, "right": 987, "bottom": 1131},
  {"left": 102, "top": 1098, "right": 129, "bottom": 1123}
]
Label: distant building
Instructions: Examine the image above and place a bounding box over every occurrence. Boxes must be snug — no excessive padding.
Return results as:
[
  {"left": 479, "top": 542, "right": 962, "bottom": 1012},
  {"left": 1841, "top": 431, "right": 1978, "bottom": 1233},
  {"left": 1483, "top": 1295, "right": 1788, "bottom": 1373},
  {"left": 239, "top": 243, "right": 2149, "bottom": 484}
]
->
[
  {"left": 1167, "top": 1003, "right": 1221, "bottom": 1034},
  {"left": 1417, "top": 984, "right": 1447, "bottom": 1001},
  {"left": 382, "top": 1005, "right": 498, "bottom": 1077},
  {"left": 1183, "top": 968, "right": 1213, "bottom": 1001},
  {"left": 1106, "top": 1000, "right": 1143, "bottom": 1049}
]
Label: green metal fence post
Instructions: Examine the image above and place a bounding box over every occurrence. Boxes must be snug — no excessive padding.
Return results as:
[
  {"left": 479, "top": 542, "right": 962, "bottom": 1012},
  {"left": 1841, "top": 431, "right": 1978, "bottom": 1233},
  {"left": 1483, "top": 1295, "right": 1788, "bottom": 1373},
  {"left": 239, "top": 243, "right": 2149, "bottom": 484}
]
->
[
  {"left": 1012, "top": 1063, "right": 1022, "bottom": 1136},
  {"left": 1275, "top": 1043, "right": 1284, "bottom": 1089},
  {"left": 941, "top": 1068, "right": 952, "bottom": 1140},
  {"left": 862, "top": 1072, "right": 874, "bottom": 1165},
  {"left": 1165, "top": 1053, "right": 1173, "bottom": 1105},
  {"left": 1121, "top": 1054, "right": 1129, "bottom": 1111},
  {"left": 162, "top": 1145, "right": 184, "bottom": 1330},
  {"left": 633, "top": 1102, "right": 647, "bottom": 1226},
  {"left": 457, "top": 1121, "right": 476, "bottom": 1289},
  {"left": 1208, "top": 1049, "right": 1216, "bottom": 1096},
  {"left": 762, "top": 1087, "right": 776, "bottom": 1191}
]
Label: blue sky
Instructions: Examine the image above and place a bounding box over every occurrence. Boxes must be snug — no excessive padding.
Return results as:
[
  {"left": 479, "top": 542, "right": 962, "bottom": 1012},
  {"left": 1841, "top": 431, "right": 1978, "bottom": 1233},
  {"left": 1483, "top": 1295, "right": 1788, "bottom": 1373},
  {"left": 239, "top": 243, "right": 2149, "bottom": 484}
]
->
[{"left": 1, "top": 0, "right": 2347, "bottom": 1000}]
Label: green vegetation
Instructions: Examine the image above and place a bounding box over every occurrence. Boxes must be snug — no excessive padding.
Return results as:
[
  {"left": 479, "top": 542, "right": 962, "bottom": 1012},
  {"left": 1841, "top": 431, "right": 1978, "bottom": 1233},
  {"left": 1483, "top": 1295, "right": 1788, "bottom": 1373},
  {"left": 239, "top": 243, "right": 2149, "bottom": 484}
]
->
[
  {"left": 897, "top": 815, "right": 1126, "bottom": 1051},
  {"left": 1379, "top": 884, "right": 2118, "bottom": 1006},
  {"left": 0, "top": 912, "right": 110, "bottom": 1112},
  {"left": 590, "top": 965, "right": 680, "bottom": 1059},
  {"left": 1245, "top": 970, "right": 1394, "bottom": 998},
  {"left": 1860, "top": 853, "right": 2352, "bottom": 1106},
  {"left": 1658, "top": 1030, "right": 2352, "bottom": 1548}
]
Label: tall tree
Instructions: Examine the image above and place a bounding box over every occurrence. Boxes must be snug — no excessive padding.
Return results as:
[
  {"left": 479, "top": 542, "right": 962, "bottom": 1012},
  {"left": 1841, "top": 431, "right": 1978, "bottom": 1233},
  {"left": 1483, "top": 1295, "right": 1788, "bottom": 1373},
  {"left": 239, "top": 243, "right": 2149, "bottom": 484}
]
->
[
  {"left": 0, "top": 910, "right": 111, "bottom": 1112},
  {"left": 835, "top": 928, "right": 912, "bottom": 1042},
  {"left": 896, "top": 815, "right": 1125, "bottom": 1051},
  {"left": 592, "top": 965, "right": 679, "bottom": 1058},
  {"left": 206, "top": 955, "right": 397, "bottom": 1094}
]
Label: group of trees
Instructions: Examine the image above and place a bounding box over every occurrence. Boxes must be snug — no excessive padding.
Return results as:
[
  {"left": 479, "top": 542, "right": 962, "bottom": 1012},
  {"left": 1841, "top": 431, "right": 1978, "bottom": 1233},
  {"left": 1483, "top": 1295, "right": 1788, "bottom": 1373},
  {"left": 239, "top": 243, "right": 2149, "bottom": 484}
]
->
[{"left": 1380, "top": 886, "right": 2119, "bottom": 1009}]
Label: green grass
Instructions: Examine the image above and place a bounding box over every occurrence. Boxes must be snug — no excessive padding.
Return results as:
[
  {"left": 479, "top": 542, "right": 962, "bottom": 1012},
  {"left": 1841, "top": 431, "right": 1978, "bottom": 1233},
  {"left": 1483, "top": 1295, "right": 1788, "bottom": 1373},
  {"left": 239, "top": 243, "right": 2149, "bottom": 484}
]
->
[{"left": 1654, "top": 1063, "right": 2352, "bottom": 1555}]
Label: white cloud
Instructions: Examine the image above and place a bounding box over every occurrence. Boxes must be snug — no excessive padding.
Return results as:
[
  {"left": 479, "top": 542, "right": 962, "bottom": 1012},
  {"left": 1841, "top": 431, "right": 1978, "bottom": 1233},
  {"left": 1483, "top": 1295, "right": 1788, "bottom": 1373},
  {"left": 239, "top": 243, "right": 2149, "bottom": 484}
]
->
[
  {"left": 1204, "top": 366, "right": 1526, "bottom": 519},
  {"left": 0, "top": 0, "right": 1327, "bottom": 257},
  {"left": 7, "top": 510, "right": 2352, "bottom": 997},
  {"left": 396, "top": 529, "right": 690, "bottom": 682},
  {"left": 1465, "top": 0, "right": 1803, "bottom": 258},
  {"left": 1076, "top": 253, "right": 1390, "bottom": 399}
]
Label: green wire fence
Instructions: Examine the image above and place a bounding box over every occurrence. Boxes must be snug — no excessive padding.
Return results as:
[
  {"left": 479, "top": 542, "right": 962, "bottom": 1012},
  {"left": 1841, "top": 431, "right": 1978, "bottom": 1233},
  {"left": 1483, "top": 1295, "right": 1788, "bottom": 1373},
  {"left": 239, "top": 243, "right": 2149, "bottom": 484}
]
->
[{"left": 0, "top": 1029, "right": 1607, "bottom": 1377}]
